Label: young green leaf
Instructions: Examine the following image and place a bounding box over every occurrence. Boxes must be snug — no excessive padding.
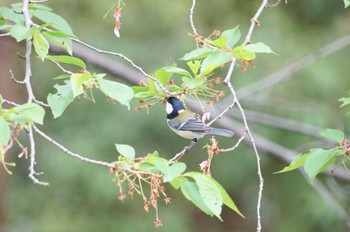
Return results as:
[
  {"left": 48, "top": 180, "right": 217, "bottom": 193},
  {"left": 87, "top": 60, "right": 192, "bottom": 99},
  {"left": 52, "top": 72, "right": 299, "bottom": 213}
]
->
[
  {"left": 47, "top": 80, "right": 74, "bottom": 118},
  {"left": 274, "top": 152, "right": 311, "bottom": 174},
  {"left": 232, "top": 45, "right": 256, "bottom": 61},
  {"left": 182, "top": 76, "right": 206, "bottom": 89},
  {"left": 115, "top": 143, "right": 135, "bottom": 160},
  {"left": 155, "top": 67, "right": 173, "bottom": 87},
  {"left": 163, "top": 66, "right": 191, "bottom": 77},
  {"left": 200, "top": 51, "right": 233, "bottom": 76},
  {"left": 11, "top": 103, "right": 45, "bottom": 124},
  {"left": 46, "top": 55, "right": 86, "bottom": 69},
  {"left": 181, "top": 48, "right": 214, "bottom": 61},
  {"left": 244, "top": 42, "right": 276, "bottom": 54},
  {"left": 131, "top": 86, "right": 151, "bottom": 99},
  {"left": 70, "top": 72, "right": 91, "bottom": 97},
  {"left": 180, "top": 180, "right": 214, "bottom": 217},
  {"left": 210, "top": 26, "right": 241, "bottom": 49},
  {"left": 189, "top": 172, "right": 223, "bottom": 221},
  {"left": 344, "top": 0, "right": 350, "bottom": 8},
  {"left": 43, "top": 31, "right": 73, "bottom": 55},
  {"left": 304, "top": 149, "right": 336, "bottom": 182},
  {"left": 33, "top": 33, "right": 49, "bottom": 60},
  {"left": 0, "top": 117, "right": 11, "bottom": 147},
  {"left": 319, "top": 129, "right": 344, "bottom": 143},
  {"left": 32, "top": 10, "right": 75, "bottom": 37},
  {"left": 0, "top": 7, "right": 24, "bottom": 25},
  {"left": 9, "top": 25, "right": 29, "bottom": 42},
  {"left": 209, "top": 177, "right": 244, "bottom": 218},
  {"left": 97, "top": 78, "right": 134, "bottom": 110},
  {"left": 163, "top": 162, "right": 186, "bottom": 182},
  {"left": 339, "top": 97, "right": 350, "bottom": 107},
  {"left": 187, "top": 60, "right": 201, "bottom": 75},
  {"left": 170, "top": 176, "right": 188, "bottom": 190}
]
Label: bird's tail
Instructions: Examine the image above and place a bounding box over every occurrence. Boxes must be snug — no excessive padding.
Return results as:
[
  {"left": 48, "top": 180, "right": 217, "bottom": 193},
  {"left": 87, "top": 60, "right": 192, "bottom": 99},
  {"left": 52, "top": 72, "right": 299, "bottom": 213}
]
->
[{"left": 208, "top": 128, "right": 234, "bottom": 137}]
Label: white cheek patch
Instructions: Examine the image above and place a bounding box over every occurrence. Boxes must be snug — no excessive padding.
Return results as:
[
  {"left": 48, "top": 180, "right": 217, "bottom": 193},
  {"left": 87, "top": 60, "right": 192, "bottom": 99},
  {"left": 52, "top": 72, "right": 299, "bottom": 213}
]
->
[{"left": 166, "top": 102, "right": 174, "bottom": 114}]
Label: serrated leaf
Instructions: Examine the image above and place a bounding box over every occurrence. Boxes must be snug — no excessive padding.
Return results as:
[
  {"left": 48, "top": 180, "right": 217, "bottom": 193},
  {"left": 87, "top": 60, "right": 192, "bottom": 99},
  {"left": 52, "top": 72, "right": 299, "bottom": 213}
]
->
[
  {"left": 43, "top": 31, "right": 73, "bottom": 55},
  {"left": 319, "top": 129, "right": 344, "bottom": 143},
  {"left": 115, "top": 143, "right": 135, "bottom": 160},
  {"left": 70, "top": 72, "right": 91, "bottom": 97},
  {"left": 244, "top": 42, "right": 276, "bottom": 54},
  {"left": 189, "top": 172, "right": 223, "bottom": 220},
  {"left": 47, "top": 80, "right": 74, "bottom": 118},
  {"left": 182, "top": 76, "right": 206, "bottom": 89},
  {"left": 274, "top": 153, "right": 311, "bottom": 174},
  {"left": 180, "top": 180, "right": 214, "bottom": 217},
  {"left": 33, "top": 33, "right": 49, "bottom": 60},
  {"left": 209, "top": 177, "right": 244, "bottom": 218},
  {"left": 304, "top": 149, "right": 336, "bottom": 182},
  {"left": 32, "top": 10, "right": 75, "bottom": 37},
  {"left": 181, "top": 48, "right": 214, "bottom": 61},
  {"left": 200, "top": 51, "right": 233, "bottom": 76},
  {"left": 11, "top": 103, "right": 45, "bottom": 124},
  {"left": 46, "top": 55, "right": 86, "bottom": 69},
  {"left": 97, "top": 78, "right": 134, "bottom": 110},
  {"left": 0, "top": 117, "right": 11, "bottom": 147},
  {"left": 155, "top": 66, "right": 173, "bottom": 87}
]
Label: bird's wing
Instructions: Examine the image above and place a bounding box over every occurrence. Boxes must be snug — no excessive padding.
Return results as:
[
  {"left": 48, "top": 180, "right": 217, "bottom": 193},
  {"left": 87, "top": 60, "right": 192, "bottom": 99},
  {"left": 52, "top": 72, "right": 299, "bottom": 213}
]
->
[{"left": 177, "top": 118, "right": 210, "bottom": 132}]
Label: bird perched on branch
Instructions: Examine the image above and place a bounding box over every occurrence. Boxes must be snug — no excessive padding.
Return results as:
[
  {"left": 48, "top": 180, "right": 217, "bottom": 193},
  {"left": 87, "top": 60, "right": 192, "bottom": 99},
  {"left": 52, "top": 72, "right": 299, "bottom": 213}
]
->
[{"left": 166, "top": 97, "right": 234, "bottom": 141}]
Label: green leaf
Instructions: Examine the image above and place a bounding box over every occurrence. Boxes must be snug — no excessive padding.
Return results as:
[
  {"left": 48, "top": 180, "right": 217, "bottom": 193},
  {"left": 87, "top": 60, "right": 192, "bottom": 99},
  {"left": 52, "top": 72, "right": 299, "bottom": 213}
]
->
[
  {"left": 29, "top": 3, "right": 52, "bottom": 11},
  {"left": 170, "top": 176, "right": 188, "bottom": 190},
  {"left": 187, "top": 60, "right": 201, "bottom": 75},
  {"left": 70, "top": 72, "right": 91, "bottom": 97},
  {"left": 43, "top": 31, "right": 73, "bottom": 55},
  {"left": 209, "top": 177, "right": 244, "bottom": 218},
  {"left": 0, "top": 117, "right": 11, "bottom": 147},
  {"left": 304, "top": 149, "right": 336, "bottom": 182},
  {"left": 10, "top": 25, "right": 29, "bottom": 42},
  {"left": 33, "top": 33, "right": 49, "bottom": 60},
  {"left": 155, "top": 66, "right": 173, "bottom": 87},
  {"left": 274, "top": 152, "right": 311, "bottom": 173},
  {"left": 244, "top": 42, "right": 276, "bottom": 54},
  {"left": 0, "top": 7, "right": 24, "bottom": 25},
  {"left": 97, "top": 78, "right": 134, "bottom": 110},
  {"left": 0, "top": 94, "right": 3, "bottom": 106},
  {"left": 163, "top": 66, "right": 191, "bottom": 77},
  {"left": 163, "top": 162, "right": 186, "bottom": 182},
  {"left": 182, "top": 76, "right": 206, "bottom": 89},
  {"left": 32, "top": 10, "right": 75, "bottom": 37},
  {"left": 46, "top": 55, "right": 86, "bottom": 69},
  {"left": 181, "top": 48, "right": 214, "bottom": 61},
  {"left": 11, "top": 103, "right": 45, "bottom": 124},
  {"left": 344, "top": 0, "right": 350, "bottom": 8},
  {"left": 47, "top": 80, "right": 74, "bottom": 118},
  {"left": 210, "top": 26, "right": 241, "bottom": 49},
  {"left": 339, "top": 97, "right": 350, "bottom": 107},
  {"left": 319, "top": 129, "right": 344, "bottom": 143},
  {"left": 53, "top": 74, "right": 70, "bottom": 80},
  {"left": 232, "top": 45, "right": 256, "bottom": 61},
  {"left": 131, "top": 86, "right": 151, "bottom": 99},
  {"left": 189, "top": 172, "right": 223, "bottom": 220},
  {"left": 200, "top": 51, "right": 233, "bottom": 76},
  {"left": 180, "top": 180, "right": 214, "bottom": 217},
  {"left": 115, "top": 144, "right": 135, "bottom": 160}
]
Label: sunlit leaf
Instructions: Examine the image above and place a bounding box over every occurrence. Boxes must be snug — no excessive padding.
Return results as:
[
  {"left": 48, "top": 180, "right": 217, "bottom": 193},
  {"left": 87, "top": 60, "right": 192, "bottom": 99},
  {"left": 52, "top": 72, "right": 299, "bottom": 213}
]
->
[
  {"left": 11, "top": 103, "right": 45, "bottom": 124},
  {"left": 46, "top": 55, "right": 86, "bottom": 69},
  {"left": 33, "top": 33, "right": 49, "bottom": 60},
  {"left": 304, "top": 149, "right": 336, "bottom": 182},
  {"left": 200, "top": 51, "right": 233, "bottom": 76},
  {"left": 319, "top": 129, "right": 344, "bottom": 143},
  {"left": 182, "top": 76, "right": 206, "bottom": 89},
  {"left": 47, "top": 80, "right": 74, "bottom": 118},
  {"left": 274, "top": 152, "right": 311, "bottom": 173},
  {"left": 115, "top": 143, "right": 135, "bottom": 160},
  {"left": 244, "top": 42, "right": 276, "bottom": 54},
  {"left": 181, "top": 48, "right": 214, "bottom": 61},
  {"left": 43, "top": 31, "right": 73, "bottom": 55},
  {"left": 70, "top": 72, "right": 91, "bottom": 97}
]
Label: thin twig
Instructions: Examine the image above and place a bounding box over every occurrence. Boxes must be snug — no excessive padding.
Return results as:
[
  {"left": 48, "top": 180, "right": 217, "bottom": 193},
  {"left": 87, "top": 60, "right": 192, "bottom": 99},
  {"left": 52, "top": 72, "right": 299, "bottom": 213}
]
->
[
  {"left": 169, "top": 140, "right": 197, "bottom": 162},
  {"left": 219, "top": 132, "right": 247, "bottom": 153},
  {"left": 189, "top": 0, "right": 198, "bottom": 35}
]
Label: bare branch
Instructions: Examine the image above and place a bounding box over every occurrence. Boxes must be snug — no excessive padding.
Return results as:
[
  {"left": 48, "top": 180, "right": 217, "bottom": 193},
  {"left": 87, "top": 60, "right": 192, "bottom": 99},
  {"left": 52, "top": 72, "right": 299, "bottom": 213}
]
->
[{"left": 189, "top": 0, "right": 198, "bottom": 35}]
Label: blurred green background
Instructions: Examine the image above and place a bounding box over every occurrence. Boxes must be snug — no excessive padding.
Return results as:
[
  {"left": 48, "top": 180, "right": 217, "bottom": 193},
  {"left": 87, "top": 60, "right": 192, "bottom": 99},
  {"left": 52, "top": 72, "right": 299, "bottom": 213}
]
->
[{"left": 1, "top": 0, "right": 350, "bottom": 231}]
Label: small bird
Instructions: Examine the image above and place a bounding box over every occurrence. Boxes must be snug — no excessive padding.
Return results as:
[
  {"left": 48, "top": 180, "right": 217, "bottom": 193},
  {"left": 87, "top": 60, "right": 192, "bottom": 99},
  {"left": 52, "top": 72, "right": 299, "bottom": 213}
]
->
[{"left": 166, "top": 97, "right": 234, "bottom": 141}]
